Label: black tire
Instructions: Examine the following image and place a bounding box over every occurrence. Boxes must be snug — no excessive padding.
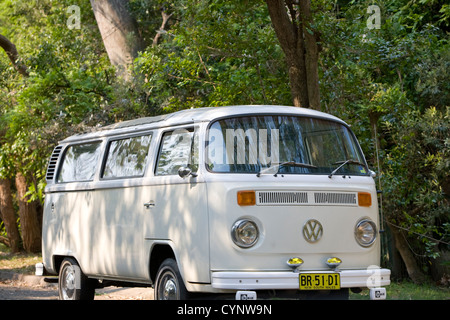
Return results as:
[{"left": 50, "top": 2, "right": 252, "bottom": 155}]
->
[
  {"left": 154, "top": 258, "right": 189, "bottom": 300},
  {"left": 58, "top": 258, "right": 95, "bottom": 300}
]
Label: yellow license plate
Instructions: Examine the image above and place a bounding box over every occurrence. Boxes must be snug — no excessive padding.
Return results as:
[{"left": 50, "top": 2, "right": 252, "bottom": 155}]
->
[{"left": 299, "top": 273, "right": 340, "bottom": 290}]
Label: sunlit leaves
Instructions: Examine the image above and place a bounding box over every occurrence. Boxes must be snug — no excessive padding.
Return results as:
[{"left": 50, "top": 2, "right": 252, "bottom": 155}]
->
[
  {"left": 0, "top": 0, "right": 112, "bottom": 194},
  {"left": 134, "top": 0, "right": 290, "bottom": 113}
]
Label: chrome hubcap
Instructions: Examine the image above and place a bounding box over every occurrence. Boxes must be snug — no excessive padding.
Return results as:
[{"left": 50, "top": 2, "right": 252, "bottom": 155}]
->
[
  {"left": 61, "top": 266, "right": 76, "bottom": 299},
  {"left": 159, "top": 274, "right": 178, "bottom": 300}
]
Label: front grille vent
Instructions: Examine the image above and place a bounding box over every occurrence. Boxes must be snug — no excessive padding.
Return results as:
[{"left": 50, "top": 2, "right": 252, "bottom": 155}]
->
[
  {"left": 314, "top": 192, "right": 357, "bottom": 205},
  {"left": 257, "top": 191, "right": 308, "bottom": 205},
  {"left": 255, "top": 191, "right": 358, "bottom": 206}
]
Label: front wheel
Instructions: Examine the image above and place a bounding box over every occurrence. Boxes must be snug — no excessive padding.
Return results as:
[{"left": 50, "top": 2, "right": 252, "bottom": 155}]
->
[
  {"left": 58, "top": 258, "right": 95, "bottom": 300},
  {"left": 154, "top": 258, "right": 189, "bottom": 300}
]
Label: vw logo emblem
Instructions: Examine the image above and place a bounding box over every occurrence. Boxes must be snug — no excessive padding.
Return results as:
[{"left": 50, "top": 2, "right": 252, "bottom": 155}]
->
[{"left": 303, "top": 219, "right": 323, "bottom": 243}]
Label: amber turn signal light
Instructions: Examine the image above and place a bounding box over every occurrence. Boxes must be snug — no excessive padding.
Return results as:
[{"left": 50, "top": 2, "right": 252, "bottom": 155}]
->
[
  {"left": 237, "top": 190, "right": 256, "bottom": 206},
  {"left": 358, "top": 192, "right": 372, "bottom": 207}
]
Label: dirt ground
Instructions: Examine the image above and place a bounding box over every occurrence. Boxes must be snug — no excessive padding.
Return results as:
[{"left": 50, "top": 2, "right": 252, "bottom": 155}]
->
[
  {"left": 0, "top": 274, "right": 154, "bottom": 300},
  {"left": 0, "top": 279, "right": 58, "bottom": 300}
]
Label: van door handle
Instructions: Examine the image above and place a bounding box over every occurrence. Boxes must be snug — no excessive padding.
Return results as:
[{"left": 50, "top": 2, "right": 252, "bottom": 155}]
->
[{"left": 144, "top": 201, "right": 155, "bottom": 209}]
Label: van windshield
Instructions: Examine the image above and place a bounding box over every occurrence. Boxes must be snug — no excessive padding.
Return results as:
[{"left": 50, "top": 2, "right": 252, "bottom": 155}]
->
[{"left": 206, "top": 115, "right": 368, "bottom": 176}]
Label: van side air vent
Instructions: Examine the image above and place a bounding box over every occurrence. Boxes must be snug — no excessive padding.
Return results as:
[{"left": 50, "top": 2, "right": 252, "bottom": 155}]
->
[
  {"left": 46, "top": 145, "right": 63, "bottom": 181},
  {"left": 257, "top": 191, "right": 308, "bottom": 205},
  {"left": 314, "top": 192, "right": 357, "bottom": 205}
]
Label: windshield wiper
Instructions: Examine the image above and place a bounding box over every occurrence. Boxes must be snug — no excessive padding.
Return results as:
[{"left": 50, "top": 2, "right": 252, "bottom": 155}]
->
[
  {"left": 328, "top": 159, "right": 367, "bottom": 178},
  {"left": 257, "top": 161, "right": 317, "bottom": 177}
]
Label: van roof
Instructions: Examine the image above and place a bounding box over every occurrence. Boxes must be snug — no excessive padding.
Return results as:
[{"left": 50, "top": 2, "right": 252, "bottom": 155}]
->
[{"left": 60, "top": 105, "right": 345, "bottom": 143}]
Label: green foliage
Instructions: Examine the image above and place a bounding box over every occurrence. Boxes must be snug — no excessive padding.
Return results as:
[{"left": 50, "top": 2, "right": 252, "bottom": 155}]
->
[
  {"left": 0, "top": 0, "right": 113, "bottom": 188},
  {"left": 318, "top": 0, "right": 449, "bottom": 266},
  {"left": 382, "top": 107, "right": 449, "bottom": 258},
  {"left": 133, "top": 0, "right": 291, "bottom": 114}
]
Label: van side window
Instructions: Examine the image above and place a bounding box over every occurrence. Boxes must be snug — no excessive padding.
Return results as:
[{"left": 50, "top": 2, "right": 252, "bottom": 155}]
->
[
  {"left": 103, "top": 134, "right": 152, "bottom": 178},
  {"left": 57, "top": 142, "right": 102, "bottom": 183},
  {"left": 156, "top": 128, "right": 198, "bottom": 176}
]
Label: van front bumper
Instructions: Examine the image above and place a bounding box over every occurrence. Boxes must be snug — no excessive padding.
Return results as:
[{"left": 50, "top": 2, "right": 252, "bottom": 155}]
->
[{"left": 211, "top": 269, "right": 391, "bottom": 290}]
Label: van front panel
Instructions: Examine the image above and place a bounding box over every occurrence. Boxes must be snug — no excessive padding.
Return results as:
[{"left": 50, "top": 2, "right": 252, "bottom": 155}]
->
[{"left": 206, "top": 175, "right": 380, "bottom": 272}]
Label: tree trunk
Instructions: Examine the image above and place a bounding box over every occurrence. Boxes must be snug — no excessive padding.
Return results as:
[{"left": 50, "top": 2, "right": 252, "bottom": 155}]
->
[
  {"left": 390, "top": 225, "right": 427, "bottom": 284},
  {"left": 90, "top": 0, "right": 144, "bottom": 79},
  {"left": 15, "top": 173, "right": 41, "bottom": 253},
  {"left": 0, "top": 178, "right": 21, "bottom": 253},
  {"left": 297, "top": 0, "right": 320, "bottom": 110},
  {"left": 265, "top": 0, "right": 320, "bottom": 110}
]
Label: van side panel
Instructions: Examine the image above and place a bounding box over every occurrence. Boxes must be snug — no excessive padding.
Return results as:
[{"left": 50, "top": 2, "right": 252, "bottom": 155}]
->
[
  {"left": 43, "top": 175, "right": 210, "bottom": 285},
  {"left": 83, "top": 185, "right": 150, "bottom": 279},
  {"left": 145, "top": 178, "right": 210, "bottom": 284}
]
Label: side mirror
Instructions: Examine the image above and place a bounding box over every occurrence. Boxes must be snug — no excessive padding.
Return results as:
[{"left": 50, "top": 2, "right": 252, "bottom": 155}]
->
[
  {"left": 178, "top": 166, "right": 198, "bottom": 178},
  {"left": 369, "top": 170, "right": 377, "bottom": 178}
]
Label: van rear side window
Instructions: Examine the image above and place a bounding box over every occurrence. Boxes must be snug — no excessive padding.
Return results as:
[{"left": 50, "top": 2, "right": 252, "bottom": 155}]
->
[
  {"left": 102, "top": 134, "right": 152, "bottom": 179},
  {"left": 57, "top": 142, "right": 102, "bottom": 183}
]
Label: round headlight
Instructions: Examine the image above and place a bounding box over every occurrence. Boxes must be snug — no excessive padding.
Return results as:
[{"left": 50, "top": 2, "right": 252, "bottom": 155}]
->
[
  {"left": 231, "top": 219, "right": 259, "bottom": 248},
  {"left": 355, "top": 219, "right": 377, "bottom": 247}
]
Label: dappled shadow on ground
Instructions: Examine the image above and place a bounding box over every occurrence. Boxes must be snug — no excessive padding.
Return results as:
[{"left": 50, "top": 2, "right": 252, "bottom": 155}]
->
[
  {"left": 0, "top": 280, "right": 58, "bottom": 300},
  {"left": 0, "top": 278, "right": 154, "bottom": 300}
]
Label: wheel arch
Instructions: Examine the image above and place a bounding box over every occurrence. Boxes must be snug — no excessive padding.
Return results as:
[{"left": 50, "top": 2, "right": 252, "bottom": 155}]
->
[
  {"left": 52, "top": 254, "right": 88, "bottom": 275},
  {"left": 149, "top": 242, "right": 177, "bottom": 283},
  {"left": 53, "top": 254, "right": 71, "bottom": 274}
]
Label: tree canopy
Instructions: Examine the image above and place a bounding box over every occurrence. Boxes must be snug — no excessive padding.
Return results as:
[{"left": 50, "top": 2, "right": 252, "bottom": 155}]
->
[{"left": 0, "top": 0, "right": 448, "bottom": 283}]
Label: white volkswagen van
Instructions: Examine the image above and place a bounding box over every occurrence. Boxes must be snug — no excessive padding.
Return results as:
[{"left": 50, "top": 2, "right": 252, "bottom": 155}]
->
[{"left": 41, "top": 105, "right": 390, "bottom": 300}]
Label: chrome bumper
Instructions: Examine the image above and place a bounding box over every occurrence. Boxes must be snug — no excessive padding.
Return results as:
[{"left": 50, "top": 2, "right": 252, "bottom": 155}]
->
[{"left": 211, "top": 268, "right": 391, "bottom": 290}]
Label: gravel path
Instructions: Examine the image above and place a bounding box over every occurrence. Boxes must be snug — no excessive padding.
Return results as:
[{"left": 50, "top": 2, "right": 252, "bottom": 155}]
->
[
  {"left": 0, "top": 279, "right": 58, "bottom": 300},
  {"left": 0, "top": 272, "right": 154, "bottom": 300}
]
